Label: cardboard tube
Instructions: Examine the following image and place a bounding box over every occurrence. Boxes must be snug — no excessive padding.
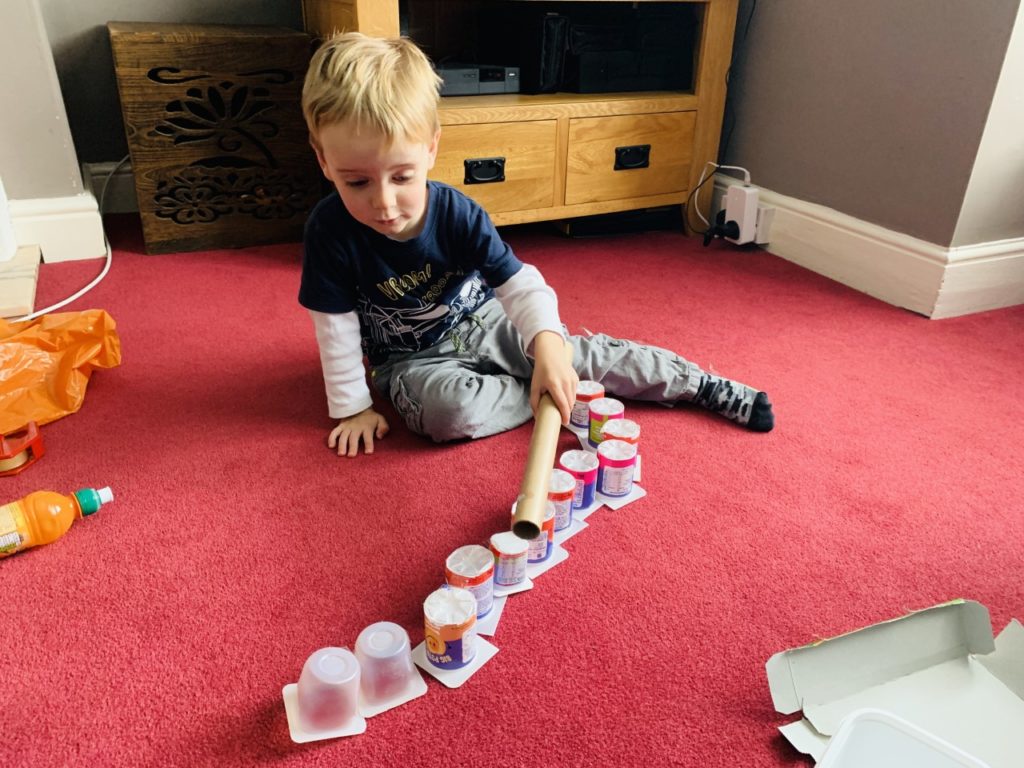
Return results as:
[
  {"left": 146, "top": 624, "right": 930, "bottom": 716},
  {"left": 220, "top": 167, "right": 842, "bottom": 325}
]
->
[{"left": 512, "top": 343, "right": 575, "bottom": 540}]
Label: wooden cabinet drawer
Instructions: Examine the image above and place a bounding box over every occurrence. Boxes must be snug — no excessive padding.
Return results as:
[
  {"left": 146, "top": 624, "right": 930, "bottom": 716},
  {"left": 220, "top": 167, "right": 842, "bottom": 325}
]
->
[
  {"left": 564, "top": 112, "right": 696, "bottom": 206},
  {"left": 432, "top": 120, "right": 557, "bottom": 213}
]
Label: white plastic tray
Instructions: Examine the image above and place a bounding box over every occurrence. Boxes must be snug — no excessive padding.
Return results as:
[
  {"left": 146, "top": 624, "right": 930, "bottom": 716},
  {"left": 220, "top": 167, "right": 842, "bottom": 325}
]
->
[{"left": 818, "top": 709, "right": 992, "bottom": 768}]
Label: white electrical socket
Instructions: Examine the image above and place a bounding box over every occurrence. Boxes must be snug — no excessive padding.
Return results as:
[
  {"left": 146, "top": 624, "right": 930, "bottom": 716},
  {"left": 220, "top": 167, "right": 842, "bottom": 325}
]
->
[{"left": 724, "top": 185, "right": 759, "bottom": 245}]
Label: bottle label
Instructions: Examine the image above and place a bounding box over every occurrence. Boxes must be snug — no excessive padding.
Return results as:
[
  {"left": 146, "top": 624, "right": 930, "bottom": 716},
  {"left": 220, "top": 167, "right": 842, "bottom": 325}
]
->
[{"left": 0, "top": 503, "right": 27, "bottom": 556}]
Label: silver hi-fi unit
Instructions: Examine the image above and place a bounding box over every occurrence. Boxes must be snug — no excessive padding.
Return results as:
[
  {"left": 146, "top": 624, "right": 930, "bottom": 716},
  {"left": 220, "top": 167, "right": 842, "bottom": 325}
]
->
[{"left": 438, "top": 64, "right": 520, "bottom": 96}]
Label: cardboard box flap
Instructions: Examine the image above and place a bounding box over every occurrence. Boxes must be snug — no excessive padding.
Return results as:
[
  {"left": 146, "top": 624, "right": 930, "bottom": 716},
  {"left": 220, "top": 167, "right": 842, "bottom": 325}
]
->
[
  {"left": 766, "top": 600, "right": 993, "bottom": 715},
  {"left": 779, "top": 719, "right": 829, "bottom": 761},
  {"left": 977, "top": 619, "right": 1024, "bottom": 699}
]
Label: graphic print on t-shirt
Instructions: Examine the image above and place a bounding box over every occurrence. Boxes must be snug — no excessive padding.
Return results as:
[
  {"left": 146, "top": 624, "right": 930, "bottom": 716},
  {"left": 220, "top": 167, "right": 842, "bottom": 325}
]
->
[{"left": 358, "top": 273, "right": 487, "bottom": 358}]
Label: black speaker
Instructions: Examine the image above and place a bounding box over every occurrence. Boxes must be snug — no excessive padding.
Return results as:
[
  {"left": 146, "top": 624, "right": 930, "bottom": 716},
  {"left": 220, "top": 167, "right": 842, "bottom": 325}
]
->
[
  {"left": 480, "top": 2, "right": 697, "bottom": 95},
  {"left": 479, "top": 4, "right": 568, "bottom": 93}
]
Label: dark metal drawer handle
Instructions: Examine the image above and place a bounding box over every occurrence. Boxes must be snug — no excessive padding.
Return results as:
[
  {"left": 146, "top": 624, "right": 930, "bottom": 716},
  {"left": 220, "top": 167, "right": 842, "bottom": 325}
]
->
[
  {"left": 464, "top": 157, "right": 506, "bottom": 184},
  {"left": 614, "top": 145, "right": 651, "bottom": 170}
]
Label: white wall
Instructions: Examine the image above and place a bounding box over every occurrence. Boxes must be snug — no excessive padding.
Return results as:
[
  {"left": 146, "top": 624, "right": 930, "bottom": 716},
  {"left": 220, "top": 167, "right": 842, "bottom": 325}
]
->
[
  {"left": 953, "top": 0, "right": 1024, "bottom": 246},
  {"left": 1, "top": 0, "right": 84, "bottom": 201},
  {"left": 723, "top": 0, "right": 1020, "bottom": 247},
  {"left": 0, "top": 0, "right": 103, "bottom": 263},
  {"left": 0, "top": 177, "right": 16, "bottom": 263}
]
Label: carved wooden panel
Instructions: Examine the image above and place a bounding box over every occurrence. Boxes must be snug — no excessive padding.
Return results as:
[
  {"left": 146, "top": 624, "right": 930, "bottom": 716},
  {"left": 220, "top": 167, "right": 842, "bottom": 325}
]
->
[{"left": 108, "top": 23, "right": 321, "bottom": 254}]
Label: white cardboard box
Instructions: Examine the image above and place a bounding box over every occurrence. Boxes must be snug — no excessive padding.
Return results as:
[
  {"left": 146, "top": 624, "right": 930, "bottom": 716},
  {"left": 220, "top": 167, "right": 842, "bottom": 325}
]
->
[{"left": 766, "top": 600, "right": 1024, "bottom": 767}]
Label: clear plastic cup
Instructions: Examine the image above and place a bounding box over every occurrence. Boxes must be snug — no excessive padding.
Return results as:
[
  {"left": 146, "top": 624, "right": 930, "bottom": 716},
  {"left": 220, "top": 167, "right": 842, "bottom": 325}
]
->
[
  {"left": 296, "top": 647, "right": 360, "bottom": 732},
  {"left": 354, "top": 621, "right": 416, "bottom": 705}
]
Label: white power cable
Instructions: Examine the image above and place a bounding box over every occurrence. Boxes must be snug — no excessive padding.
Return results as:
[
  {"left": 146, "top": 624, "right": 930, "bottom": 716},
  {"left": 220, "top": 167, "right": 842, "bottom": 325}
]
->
[
  {"left": 693, "top": 161, "right": 752, "bottom": 228},
  {"left": 13, "top": 154, "right": 130, "bottom": 323}
]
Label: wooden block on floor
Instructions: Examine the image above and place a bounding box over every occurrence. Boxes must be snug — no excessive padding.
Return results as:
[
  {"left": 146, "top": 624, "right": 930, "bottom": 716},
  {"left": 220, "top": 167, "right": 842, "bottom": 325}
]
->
[{"left": 0, "top": 245, "right": 41, "bottom": 320}]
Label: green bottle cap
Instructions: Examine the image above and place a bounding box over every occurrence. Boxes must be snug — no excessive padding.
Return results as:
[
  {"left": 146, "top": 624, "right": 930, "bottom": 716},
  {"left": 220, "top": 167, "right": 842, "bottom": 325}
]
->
[{"left": 74, "top": 487, "right": 114, "bottom": 516}]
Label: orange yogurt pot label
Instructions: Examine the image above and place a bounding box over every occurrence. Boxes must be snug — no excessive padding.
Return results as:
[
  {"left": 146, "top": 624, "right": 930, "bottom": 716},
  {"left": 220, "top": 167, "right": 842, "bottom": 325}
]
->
[
  {"left": 445, "top": 544, "right": 494, "bottom": 618},
  {"left": 424, "top": 586, "right": 477, "bottom": 670}
]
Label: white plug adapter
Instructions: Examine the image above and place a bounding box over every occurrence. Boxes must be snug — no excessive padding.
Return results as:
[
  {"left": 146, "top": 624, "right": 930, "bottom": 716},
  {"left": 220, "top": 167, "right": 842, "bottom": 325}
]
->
[
  {"left": 724, "top": 185, "right": 759, "bottom": 245},
  {"left": 754, "top": 204, "right": 775, "bottom": 245}
]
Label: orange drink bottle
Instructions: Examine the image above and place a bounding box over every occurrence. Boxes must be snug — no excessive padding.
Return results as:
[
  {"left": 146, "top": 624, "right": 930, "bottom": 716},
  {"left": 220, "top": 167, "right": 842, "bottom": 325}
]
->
[{"left": 0, "top": 487, "right": 113, "bottom": 558}]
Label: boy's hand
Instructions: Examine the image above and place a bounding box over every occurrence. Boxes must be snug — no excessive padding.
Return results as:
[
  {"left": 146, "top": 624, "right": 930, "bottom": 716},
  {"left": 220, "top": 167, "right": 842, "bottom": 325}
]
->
[
  {"left": 328, "top": 407, "right": 390, "bottom": 457},
  {"left": 530, "top": 331, "right": 578, "bottom": 426}
]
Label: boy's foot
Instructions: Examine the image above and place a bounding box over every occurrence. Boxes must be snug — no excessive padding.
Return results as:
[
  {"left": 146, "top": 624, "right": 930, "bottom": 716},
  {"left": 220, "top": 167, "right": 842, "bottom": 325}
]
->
[{"left": 694, "top": 374, "right": 774, "bottom": 432}]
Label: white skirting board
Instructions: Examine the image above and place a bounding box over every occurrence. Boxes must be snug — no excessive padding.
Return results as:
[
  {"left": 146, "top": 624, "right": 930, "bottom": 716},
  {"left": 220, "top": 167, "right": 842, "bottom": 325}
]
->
[
  {"left": 713, "top": 177, "right": 1024, "bottom": 319},
  {"left": 0, "top": 245, "right": 40, "bottom": 319},
  {"left": 936, "top": 240, "right": 1024, "bottom": 319},
  {"left": 8, "top": 193, "right": 106, "bottom": 263}
]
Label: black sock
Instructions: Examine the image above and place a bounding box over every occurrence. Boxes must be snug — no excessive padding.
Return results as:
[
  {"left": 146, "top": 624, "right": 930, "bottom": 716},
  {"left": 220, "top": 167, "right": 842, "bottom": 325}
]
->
[{"left": 694, "top": 374, "right": 774, "bottom": 432}]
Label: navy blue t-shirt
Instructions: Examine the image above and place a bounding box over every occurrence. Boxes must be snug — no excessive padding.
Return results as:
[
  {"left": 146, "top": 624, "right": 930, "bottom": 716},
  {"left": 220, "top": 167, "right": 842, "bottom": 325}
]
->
[{"left": 299, "top": 181, "right": 523, "bottom": 363}]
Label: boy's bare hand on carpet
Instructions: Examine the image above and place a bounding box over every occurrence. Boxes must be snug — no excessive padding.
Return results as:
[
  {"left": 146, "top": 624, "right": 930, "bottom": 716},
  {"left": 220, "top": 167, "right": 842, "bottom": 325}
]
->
[
  {"left": 328, "top": 408, "right": 390, "bottom": 457},
  {"left": 530, "top": 331, "right": 579, "bottom": 426}
]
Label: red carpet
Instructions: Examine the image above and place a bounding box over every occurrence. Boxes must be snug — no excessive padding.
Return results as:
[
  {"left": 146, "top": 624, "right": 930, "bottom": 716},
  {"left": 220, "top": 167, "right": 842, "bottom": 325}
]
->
[{"left": 4, "top": 217, "right": 1023, "bottom": 767}]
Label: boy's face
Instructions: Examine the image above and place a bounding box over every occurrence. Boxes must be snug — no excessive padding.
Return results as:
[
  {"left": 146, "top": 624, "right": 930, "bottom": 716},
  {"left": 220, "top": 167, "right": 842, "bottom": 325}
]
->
[{"left": 312, "top": 121, "right": 440, "bottom": 241}]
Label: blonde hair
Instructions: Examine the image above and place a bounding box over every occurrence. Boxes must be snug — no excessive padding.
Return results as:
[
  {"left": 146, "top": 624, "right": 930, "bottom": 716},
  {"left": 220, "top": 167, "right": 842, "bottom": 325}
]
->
[{"left": 302, "top": 32, "right": 441, "bottom": 144}]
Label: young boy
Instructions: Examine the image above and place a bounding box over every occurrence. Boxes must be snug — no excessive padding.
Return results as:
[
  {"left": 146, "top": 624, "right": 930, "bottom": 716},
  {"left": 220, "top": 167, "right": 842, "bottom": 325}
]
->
[{"left": 299, "top": 33, "right": 773, "bottom": 457}]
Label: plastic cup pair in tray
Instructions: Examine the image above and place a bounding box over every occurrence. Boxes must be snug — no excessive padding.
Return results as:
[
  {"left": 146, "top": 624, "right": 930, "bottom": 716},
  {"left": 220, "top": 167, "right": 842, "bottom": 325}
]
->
[{"left": 283, "top": 621, "right": 427, "bottom": 742}]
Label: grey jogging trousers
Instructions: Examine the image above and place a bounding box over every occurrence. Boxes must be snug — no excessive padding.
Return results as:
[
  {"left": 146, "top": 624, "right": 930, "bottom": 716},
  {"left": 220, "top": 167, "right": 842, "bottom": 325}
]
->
[{"left": 371, "top": 298, "right": 703, "bottom": 442}]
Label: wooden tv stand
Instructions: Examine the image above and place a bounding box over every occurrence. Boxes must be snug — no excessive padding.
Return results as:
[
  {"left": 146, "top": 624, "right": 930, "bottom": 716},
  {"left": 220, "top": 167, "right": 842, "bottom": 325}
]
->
[{"left": 301, "top": 0, "right": 738, "bottom": 233}]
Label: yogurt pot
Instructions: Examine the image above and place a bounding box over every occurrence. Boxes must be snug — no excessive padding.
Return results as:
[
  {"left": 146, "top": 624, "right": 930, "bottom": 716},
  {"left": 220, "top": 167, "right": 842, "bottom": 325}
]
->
[
  {"left": 548, "top": 468, "right": 577, "bottom": 531},
  {"left": 511, "top": 501, "right": 555, "bottom": 563},
  {"left": 354, "top": 622, "right": 417, "bottom": 705},
  {"left": 588, "top": 397, "right": 625, "bottom": 448},
  {"left": 423, "top": 586, "right": 477, "bottom": 670},
  {"left": 296, "top": 647, "right": 361, "bottom": 732},
  {"left": 558, "top": 449, "right": 600, "bottom": 510},
  {"left": 489, "top": 531, "right": 528, "bottom": 587},
  {"left": 596, "top": 438, "right": 638, "bottom": 497},
  {"left": 445, "top": 544, "right": 495, "bottom": 618},
  {"left": 571, "top": 380, "right": 605, "bottom": 429},
  {"left": 600, "top": 417, "right": 640, "bottom": 446}
]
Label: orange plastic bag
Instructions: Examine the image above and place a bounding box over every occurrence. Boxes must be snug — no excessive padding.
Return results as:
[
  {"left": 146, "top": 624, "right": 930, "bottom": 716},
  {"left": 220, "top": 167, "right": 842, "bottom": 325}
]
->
[{"left": 0, "top": 310, "right": 121, "bottom": 434}]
